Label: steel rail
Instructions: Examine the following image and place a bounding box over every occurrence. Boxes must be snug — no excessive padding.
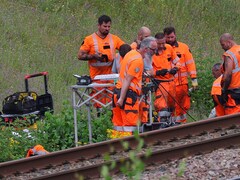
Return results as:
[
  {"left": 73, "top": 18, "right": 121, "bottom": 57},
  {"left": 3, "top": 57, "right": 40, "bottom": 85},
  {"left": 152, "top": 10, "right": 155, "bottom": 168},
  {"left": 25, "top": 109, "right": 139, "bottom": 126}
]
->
[
  {"left": 1, "top": 113, "right": 240, "bottom": 178},
  {"left": 31, "top": 132, "right": 240, "bottom": 180}
]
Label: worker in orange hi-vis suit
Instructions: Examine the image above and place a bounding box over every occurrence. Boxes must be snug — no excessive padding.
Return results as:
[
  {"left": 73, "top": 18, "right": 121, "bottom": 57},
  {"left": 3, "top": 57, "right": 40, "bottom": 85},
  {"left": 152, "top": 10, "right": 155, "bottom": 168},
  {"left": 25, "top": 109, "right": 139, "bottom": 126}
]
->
[
  {"left": 152, "top": 33, "right": 180, "bottom": 124},
  {"left": 220, "top": 33, "right": 240, "bottom": 115},
  {"left": 26, "top": 144, "right": 49, "bottom": 158},
  {"left": 112, "top": 37, "right": 157, "bottom": 137},
  {"left": 163, "top": 27, "right": 198, "bottom": 124},
  {"left": 112, "top": 44, "right": 132, "bottom": 74},
  {"left": 78, "top": 15, "right": 124, "bottom": 116},
  {"left": 130, "top": 26, "right": 152, "bottom": 123},
  {"left": 210, "top": 63, "right": 225, "bottom": 117}
]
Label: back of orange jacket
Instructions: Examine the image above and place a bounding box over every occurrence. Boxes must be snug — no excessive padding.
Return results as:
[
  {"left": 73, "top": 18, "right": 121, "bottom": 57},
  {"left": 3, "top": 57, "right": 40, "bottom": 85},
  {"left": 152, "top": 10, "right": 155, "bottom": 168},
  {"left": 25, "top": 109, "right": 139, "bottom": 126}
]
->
[
  {"left": 222, "top": 45, "right": 240, "bottom": 89},
  {"left": 116, "top": 50, "right": 143, "bottom": 96}
]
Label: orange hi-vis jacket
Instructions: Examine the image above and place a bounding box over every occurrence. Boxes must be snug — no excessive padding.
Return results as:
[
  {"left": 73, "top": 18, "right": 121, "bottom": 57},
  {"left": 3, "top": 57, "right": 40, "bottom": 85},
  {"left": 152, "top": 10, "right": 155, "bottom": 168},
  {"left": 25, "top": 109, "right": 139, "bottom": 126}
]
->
[
  {"left": 80, "top": 33, "right": 124, "bottom": 78},
  {"left": 152, "top": 44, "right": 180, "bottom": 81},
  {"left": 116, "top": 50, "right": 144, "bottom": 96},
  {"left": 211, "top": 75, "right": 225, "bottom": 117},
  {"left": 26, "top": 144, "right": 49, "bottom": 158},
  {"left": 222, "top": 45, "right": 240, "bottom": 89},
  {"left": 171, "top": 41, "right": 197, "bottom": 85},
  {"left": 211, "top": 76, "right": 222, "bottom": 96}
]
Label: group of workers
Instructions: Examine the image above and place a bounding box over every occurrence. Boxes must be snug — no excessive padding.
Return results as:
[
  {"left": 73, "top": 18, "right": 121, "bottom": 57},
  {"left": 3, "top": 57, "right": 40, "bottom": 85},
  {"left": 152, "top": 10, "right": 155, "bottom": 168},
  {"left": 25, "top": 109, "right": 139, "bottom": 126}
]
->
[{"left": 77, "top": 14, "right": 240, "bottom": 136}]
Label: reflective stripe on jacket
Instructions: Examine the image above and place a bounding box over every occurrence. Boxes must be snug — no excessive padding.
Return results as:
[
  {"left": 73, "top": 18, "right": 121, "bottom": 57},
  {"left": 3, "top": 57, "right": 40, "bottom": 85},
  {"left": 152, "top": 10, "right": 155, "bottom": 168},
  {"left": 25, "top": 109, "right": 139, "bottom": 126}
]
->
[
  {"left": 90, "top": 33, "right": 115, "bottom": 67},
  {"left": 114, "top": 126, "right": 137, "bottom": 132},
  {"left": 223, "top": 45, "right": 240, "bottom": 89},
  {"left": 211, "top": 75, "right": 222, "bottom": 95},
  {"left": 171, "top": 41, "right": 197, "bottom": 85},
  {"left": 79, "top": 32, "right": 124, "bottom": 78}
]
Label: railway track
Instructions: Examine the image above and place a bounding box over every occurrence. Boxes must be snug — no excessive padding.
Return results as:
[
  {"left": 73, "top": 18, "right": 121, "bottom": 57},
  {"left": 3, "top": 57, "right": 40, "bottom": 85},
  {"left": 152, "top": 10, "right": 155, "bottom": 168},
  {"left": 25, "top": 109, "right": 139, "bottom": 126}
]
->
[{"left": 1, "top": 113, "right": 240, "bottom": 179}]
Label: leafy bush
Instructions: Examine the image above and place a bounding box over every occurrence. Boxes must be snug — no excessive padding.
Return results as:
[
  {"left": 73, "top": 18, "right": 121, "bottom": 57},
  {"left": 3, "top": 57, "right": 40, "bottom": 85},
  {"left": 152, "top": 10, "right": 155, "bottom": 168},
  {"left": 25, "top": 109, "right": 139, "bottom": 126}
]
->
[
  {"left": 189, "top": 57, "right": 216, "bottom": 121},
  {"left": 0, "top": 102, "right": 113, "bottom": 162},
  {"left": 77, "top": 108, "right": 113, "bottom": 144},
  {"left": 0, "top": 122, "right": 34, "bottom": 162}
]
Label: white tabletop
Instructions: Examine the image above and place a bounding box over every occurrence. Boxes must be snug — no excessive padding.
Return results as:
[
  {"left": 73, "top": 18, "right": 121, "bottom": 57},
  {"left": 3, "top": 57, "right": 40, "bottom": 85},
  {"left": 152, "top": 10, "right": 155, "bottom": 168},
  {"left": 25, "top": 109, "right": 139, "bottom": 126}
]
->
[{"left": 71, "top": 83, "right": 115, "bottom": 88}]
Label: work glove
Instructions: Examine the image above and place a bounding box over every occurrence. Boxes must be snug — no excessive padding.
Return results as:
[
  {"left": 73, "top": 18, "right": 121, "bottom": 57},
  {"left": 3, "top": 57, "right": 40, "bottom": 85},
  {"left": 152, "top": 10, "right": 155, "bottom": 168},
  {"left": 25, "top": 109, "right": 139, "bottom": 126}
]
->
[
  {"left": 94, "top": 53, "right": 107, "bottom": 62},
  {"left": 101, "top": 54, "right": 109, "bottom": 62},
  {"left": 156, "top": 69, "right": 168, "bottom": 76},
  {"left": 191, "top": 78, "right": 198, "bottom": 91},
  {"left": 93, "top": 54, "right": 103, "bottom": 61},
  {"left": 169, "top": 67, "right": 178, "bottom": 75}
]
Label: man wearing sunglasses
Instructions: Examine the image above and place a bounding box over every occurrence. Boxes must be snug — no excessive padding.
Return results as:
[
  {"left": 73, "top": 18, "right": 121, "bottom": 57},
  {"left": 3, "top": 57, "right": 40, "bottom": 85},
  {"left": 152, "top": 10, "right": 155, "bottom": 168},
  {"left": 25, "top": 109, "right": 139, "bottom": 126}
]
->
[{"left": 152, "top": 33, "right": 180, "bottom": 126}]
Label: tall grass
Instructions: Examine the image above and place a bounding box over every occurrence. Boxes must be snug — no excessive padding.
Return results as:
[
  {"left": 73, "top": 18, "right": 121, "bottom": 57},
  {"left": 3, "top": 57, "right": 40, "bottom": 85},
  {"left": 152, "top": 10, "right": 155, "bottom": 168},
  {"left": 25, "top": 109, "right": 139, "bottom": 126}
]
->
[{"left": 0, "top": 0, "right": 239, "bottom": 117}]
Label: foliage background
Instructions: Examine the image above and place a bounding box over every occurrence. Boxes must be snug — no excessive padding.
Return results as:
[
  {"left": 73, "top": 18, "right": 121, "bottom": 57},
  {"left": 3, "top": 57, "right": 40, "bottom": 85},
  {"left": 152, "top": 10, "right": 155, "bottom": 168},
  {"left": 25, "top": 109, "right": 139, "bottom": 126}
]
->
[
  {"left": 0, "top": 0, "right": 240, "bottom": 161},
  {"left": 0, "top": 0, "right": 239, "bottom": 115}
]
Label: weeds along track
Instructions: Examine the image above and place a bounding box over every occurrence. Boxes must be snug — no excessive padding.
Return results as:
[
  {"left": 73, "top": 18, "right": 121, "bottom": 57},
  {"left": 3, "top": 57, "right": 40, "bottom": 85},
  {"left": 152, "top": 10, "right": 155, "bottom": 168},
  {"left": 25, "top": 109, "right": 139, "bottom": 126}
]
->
[{"left": 1, "top": 113, "right": 240, "bottom": 179}]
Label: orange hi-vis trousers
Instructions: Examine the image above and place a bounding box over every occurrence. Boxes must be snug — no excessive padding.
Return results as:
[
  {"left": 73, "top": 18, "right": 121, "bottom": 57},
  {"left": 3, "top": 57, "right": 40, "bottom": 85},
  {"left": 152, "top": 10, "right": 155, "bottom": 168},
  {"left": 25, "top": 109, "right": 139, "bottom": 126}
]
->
[
  {"left": 174, "top": 84, "right": 190, "bottom": 123},
  {"left": 154, "top": 81, "right": 176, "bottom": 122},
  {"left": 212, "top": 95, "right": 225, "bottom": 117},
  {"left": 139, "top": 96, "right": 149, "bottom": 123},
  {"left": 224, "top": 92, "right": 240, "bottom": 115},
  {"left": 112, "top": 88, "right": 140, "bottom": 127}
]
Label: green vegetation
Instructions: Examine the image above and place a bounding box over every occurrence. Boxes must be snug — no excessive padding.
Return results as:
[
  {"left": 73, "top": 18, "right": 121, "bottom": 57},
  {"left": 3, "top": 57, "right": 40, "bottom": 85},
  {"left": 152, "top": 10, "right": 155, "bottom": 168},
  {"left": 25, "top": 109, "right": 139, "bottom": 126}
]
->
[
  {"left": 0, "top": 0, "right": 239, "bottom": 114},
  {"left": 0, "top": 102, "right": 112, "bottom": 162},
  {"left": 0, "top": 0, "right": 240, "bottom": 162}
]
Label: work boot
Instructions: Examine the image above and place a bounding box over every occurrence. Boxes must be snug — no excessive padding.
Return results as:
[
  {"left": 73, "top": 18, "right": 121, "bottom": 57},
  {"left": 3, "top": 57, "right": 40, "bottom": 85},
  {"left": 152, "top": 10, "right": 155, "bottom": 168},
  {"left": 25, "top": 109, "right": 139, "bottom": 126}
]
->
[
  {"left": 171, "top": 121, "right": 181, "bottom": 126},
  {"left": 159, "top": 116, "right": 170, "bottom": 128}
]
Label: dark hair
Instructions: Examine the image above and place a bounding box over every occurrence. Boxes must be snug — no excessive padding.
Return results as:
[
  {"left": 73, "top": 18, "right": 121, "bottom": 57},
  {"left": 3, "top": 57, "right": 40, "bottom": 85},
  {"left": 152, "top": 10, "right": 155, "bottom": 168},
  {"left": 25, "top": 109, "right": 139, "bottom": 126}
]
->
[
  {"left": 155, "top": 32, "right": 165, "bottom": 39},
  {"left": 119, "top": 44, "right": 131, "bottom": 58},
  {"left": 213, "top": 62, "right": 221, "bottom": 70},
  {"left": 163, "top": 26, "right": 176, "bottom": 35},
  {"left": 98, "top": 15, "right": 111, "bottom": 25}
]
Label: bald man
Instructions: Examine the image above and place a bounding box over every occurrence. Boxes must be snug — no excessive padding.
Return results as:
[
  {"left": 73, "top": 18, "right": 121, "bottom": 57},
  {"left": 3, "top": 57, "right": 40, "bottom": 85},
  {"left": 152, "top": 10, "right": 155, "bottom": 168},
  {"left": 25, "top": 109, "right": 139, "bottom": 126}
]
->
[
  {"left": 131, "top": 26, "right": 151, "bottom": 50},
  {"left": 220, "top": 33, "right": 240, "bottom": 115}
]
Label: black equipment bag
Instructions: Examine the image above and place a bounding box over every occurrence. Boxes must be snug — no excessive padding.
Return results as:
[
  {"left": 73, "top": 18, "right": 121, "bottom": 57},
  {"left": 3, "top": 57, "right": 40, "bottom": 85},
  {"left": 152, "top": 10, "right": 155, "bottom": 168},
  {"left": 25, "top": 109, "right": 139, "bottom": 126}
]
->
[
  {"left": 76, "top": 75, "right": 92, "bottom": 85},
  {"left": 2, "top": 91, "right": 38, "bottom": 114},
  {"left": 2, "top": 72, "right": 53, "bottom": 116},
  {"left": 37, "top": 93, "right": 53, "bottom": 115},
  {"left": 25, "top": 72, "right": 54, "bottom": 115}
]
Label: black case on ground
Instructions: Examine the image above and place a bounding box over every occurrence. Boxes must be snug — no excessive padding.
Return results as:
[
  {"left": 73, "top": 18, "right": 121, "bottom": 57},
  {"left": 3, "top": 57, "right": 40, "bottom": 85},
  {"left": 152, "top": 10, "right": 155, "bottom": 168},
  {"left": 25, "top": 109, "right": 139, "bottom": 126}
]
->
[
  {"left": 1, "top": 72, "right": 53, "bottom": 125},
  {"left": 25, "top": 72, "right": 54, "bottom": 115}
]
